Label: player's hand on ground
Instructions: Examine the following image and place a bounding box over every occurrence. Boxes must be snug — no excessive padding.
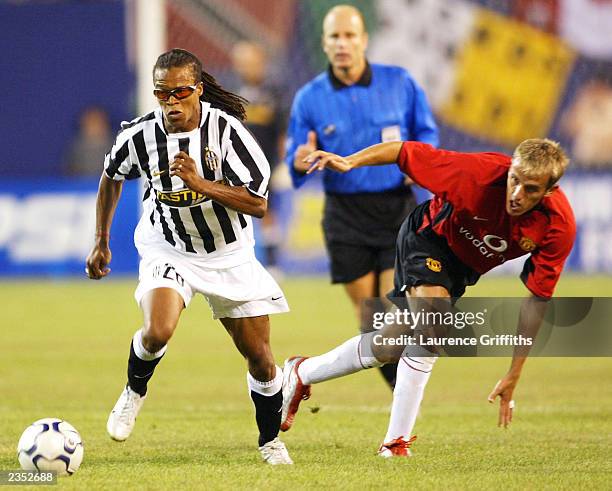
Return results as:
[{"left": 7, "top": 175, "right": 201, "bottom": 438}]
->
[
  {"left": 304, "top": 150, "right": 352, "bottom": 174},
  {"left": 85, "top": 245, "right": 112, "bottom": 280},
  {"left": 170, "top": 151, "right": 200, "bottom": 189},
  {"left": 293, "top": 131, "right": 318, "bottom": 173},
  {"left": 487, "top": 374, "right": 518, "bottom": 428}
]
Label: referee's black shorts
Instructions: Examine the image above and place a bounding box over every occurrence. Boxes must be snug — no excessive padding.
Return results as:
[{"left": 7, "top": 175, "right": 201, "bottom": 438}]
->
[
  {"left": 388, "top": 200, "right": 481, "bottom": 308},
  {"left": 323, "top": 187, "right": 416, "bottom": 284}
]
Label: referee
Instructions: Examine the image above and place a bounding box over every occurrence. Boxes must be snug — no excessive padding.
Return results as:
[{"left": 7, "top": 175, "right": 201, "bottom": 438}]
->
[
  {"left": 285, "top": 5, "right": 438, "bottom": 388},
  {"left": 85, "top": 48, "right": 292, "bottom": 464}
]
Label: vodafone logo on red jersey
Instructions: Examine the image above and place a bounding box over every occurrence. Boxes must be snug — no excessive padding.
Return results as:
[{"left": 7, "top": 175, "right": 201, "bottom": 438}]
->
[
  {"left": 483, "top": 235, "right": 508, "bottom": 252},
  {"left": 459, "top": 226, "right": 508, "bottom": 262}
]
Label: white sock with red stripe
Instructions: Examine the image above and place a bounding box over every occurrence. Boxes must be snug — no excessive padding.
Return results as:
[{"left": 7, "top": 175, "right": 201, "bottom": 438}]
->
[
  {"left": 383, "top": 355, "right": 436, "bottom": 443},
  {"left": 298, "top": 334, "right": 381, "bottom": 385}
]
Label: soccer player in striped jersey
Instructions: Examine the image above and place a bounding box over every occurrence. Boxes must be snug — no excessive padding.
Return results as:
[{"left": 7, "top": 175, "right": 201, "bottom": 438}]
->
[
  {"left": 281, "top": 139, "right": 575, "bottom": 458},
  {"left": 85, "top": 49, "right": 292, "bottom": 465}
]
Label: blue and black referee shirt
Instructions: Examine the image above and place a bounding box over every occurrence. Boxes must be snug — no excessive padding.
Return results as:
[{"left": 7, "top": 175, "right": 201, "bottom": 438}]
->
[{"left": 286, "top": 62, "right": 439, "bottom": 194}]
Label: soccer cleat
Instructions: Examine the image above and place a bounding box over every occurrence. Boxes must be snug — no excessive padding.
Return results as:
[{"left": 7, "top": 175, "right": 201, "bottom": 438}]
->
[
  {"left": 259, "top": 437, "right": 294, "bottom": 465},
  {"left": 106, "top": 385, "right": 146, "bottom": 441},
  {"left": 280, "top": 356, "right": 311, "bottom": 432},
  {"left": 377, "top": 435, "right": 417, "bottom": 458}
]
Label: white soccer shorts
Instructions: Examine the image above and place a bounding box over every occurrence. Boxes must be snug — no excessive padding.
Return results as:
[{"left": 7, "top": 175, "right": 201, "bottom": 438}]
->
[{"left": 134, "top": 253, "right": 289, "bottom": 319}]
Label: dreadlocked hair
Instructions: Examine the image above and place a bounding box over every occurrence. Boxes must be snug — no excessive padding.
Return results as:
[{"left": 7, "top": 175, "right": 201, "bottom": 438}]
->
[
  {"left": 154, "top": 48, "right": 248, "bottom": 121},
  {"left": 199, "top": 70, "right": 248, "bottom": 121}
]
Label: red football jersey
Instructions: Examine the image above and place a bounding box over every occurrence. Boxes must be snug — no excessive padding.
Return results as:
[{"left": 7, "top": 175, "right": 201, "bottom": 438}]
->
[{"left": 398, "top": 142, "right": 576, "bottom": 298}]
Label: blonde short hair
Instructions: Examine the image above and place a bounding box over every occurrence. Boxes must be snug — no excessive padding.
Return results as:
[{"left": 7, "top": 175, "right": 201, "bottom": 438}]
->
[{"left": 513, "top": 138, "right": 570, "bottom": 189}]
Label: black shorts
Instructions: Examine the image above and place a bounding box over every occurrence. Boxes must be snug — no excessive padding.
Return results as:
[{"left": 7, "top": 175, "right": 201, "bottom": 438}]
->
[
  {"left": 323, "top": 187, "right": 416, "bottom": 284},
  {"left": 388, "top": 201, "right": 481, "bottom": 307},
  {"left": 326, "top": 242, "right": 396, "bottom": 284}
]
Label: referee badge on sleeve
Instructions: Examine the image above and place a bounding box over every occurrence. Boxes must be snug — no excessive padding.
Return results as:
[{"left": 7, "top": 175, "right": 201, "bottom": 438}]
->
[
  {"left": 381, "top": 125, "right": 401, "bottom": 142},
  {"left": 204, "top": 146, "right": 220, "bottom": 171}
]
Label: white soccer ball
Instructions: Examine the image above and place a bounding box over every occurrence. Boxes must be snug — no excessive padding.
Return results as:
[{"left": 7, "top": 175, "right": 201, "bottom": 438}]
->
[{"left": 17, "top": 418, "right": 84, "bottom": 476}]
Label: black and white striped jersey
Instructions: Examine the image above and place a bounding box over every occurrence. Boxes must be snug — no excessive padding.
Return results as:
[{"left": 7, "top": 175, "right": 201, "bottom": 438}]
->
[{"left": 104, "top": 102, "right": 270, "bottom": 266}]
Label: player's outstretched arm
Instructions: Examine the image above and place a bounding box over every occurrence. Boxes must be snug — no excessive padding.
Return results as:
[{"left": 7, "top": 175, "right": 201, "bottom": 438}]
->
[
  {"left": 85, "top": 174, "right": 123, "bottom": 280},
  {"left": 487, "top": 294, "right": 549, "bottom": 427},
  {"left": 304, "top": 141, "right": 404, "bottom": 174}
]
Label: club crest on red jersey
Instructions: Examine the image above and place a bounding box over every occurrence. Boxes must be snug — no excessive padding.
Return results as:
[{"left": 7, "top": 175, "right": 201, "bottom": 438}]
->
[
  {"left": 426, "top": 258, "right": 442, "bottom": 272},
  {"left": 519, "top": 237, "right": 537, "bottom": 252}
]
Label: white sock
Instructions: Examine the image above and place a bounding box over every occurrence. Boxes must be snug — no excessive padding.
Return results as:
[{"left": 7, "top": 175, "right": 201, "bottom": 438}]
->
[
  {"left": 133, "top": 328, "right": 167, "bottom": 361},
  {"left": 384, "top": 355, "right": 436, "bottom": 442},
  {"left": 247, "top": 365, "right": 283, "bottom": 396},
  {"left": 298, "top": 334, "right": 381, "bottom": 385}
]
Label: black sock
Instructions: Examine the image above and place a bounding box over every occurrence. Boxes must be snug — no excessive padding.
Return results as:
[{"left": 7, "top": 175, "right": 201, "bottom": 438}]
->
[
  {"left": 250, "top": 389, "right": 282, "bottom": 447},
  {"left": 378, "top": 363, "right": 397, "bottom": 390},
  {"left": 127, "top": 340, "right": 164, "bottom": 396}
]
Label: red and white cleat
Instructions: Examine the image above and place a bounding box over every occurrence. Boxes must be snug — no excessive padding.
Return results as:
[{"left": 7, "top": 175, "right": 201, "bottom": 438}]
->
[
  {"left": 280, "top": 356, "right": 311, "bottom": 432},
  {"left": 377, "top": 436, "right": 417, "bottom": 458}
]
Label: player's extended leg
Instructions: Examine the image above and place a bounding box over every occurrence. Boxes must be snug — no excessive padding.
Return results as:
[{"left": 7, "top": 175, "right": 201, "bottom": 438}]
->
[
  {"left": 130, "top": 288, "right": 184, "bottom": 393},
  {"left": 378, "top": 284, "right": 448, "bottom": 457},
  {"left": 107, "top": 288, "right": 184, "bottom": 441},
  {"left": 344, "top": 271, "right": 397, "bottom": 389},
  {"left": 281, "top": 318, "right": 410, "bottom": 432},
  {"left": 222, "top": 315, "right": 292, "bottom": 465}
]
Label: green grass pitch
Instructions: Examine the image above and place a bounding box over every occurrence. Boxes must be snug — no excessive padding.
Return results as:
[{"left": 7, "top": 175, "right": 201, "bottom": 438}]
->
[{"left": 0, "top": 274, "right": 611, "bottom": 490}]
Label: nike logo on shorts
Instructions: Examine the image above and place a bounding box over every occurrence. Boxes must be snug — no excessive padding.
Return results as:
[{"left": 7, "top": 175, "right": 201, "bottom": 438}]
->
[{"left": 272, "top": 296, "right": 283, "bottom": 301}]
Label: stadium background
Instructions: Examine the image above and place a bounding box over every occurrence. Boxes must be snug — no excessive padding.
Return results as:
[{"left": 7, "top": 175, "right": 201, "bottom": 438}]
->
[
  {"left": 1, "top": 0, "right": 611, "bottom": 278},
  {"left": 1, "top": 1, "right": 611, "bottom": 488}
]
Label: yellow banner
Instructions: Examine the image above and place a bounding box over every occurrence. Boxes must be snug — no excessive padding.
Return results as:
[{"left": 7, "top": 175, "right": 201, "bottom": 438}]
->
[{"left": 441, "top": 9, "right": 575, "bottom": 146}]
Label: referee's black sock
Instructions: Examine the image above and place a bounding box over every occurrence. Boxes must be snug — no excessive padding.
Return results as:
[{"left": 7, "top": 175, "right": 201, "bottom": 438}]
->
[
  {"left": 127, "top": 329, "right": 167, "bottom": 396},
  {"left": 378, "top": 363, "right": 397, "bottom": 390},
  {"left": 247, "top": 368, "right": 283, "bottom": 446}
]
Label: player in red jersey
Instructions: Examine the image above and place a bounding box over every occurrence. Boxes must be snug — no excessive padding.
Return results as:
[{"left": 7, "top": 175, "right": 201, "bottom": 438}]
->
[{"left": 281, "top": 139, "right": 575, "bottom": 457}]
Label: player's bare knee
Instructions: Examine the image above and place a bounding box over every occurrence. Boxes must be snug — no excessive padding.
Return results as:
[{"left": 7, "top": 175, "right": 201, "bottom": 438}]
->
[
  {"left": 366, "top": 324, "right": 408, "bottom": 364},
  {"left": 142, "top": 322, "right": 175, "bottom": 352},
  {"left": 371, "top": 344, "right": 402, "bottom": 364},
  {"left": 247, "top": 351, "right": 275, "bottom": 381},
  {"left": 249, "top": 363, "right": 275, "bottom": 382},
  {"left": 141, "top": 334, "right": 167, "bottom": 354}
]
